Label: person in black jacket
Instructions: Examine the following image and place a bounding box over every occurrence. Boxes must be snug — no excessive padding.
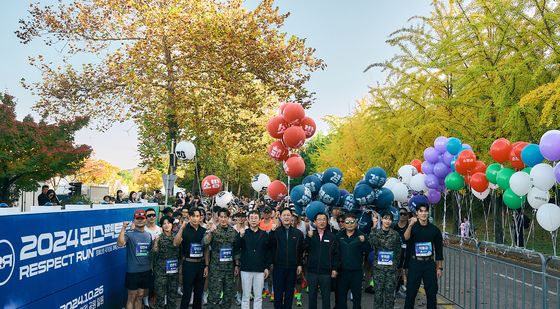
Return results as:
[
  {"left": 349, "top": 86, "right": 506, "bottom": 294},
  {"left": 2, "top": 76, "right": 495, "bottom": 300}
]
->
[
  {"left": 37, "top": 185, "right": 50, "bottom": 206},
  {"left": 305, "top": 212, "right": 340, "bottom": 309},
  {"left": 236, "top": 210, "right": 271, "bottom": 309},
  {"left": 335, "top": 212, "right": 370, "bottom": 309},
  {"left": 269, "top": 207, "right": 304, "bottom": 309}
]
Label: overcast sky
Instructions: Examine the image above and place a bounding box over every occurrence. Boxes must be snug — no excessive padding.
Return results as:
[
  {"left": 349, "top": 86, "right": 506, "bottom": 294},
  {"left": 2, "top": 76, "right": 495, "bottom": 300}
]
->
[{"left": 0, "top": 1, "right": 431, "bottom": 169}]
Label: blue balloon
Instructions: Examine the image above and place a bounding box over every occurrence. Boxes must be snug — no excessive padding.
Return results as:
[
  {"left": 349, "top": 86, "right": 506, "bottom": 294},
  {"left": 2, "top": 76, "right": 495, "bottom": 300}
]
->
[
  {"left": 354, "top": 180, "right": 369, "bottom": 191},
  {"left": 521, "top": 144, "right": 544, "bottom": 167},
  {"left": 343, "top": 194, "right": 357, "bottom": 211},
  {"left": 294, "top": 204, "right": 303, "bottom": 216},
  {"left": 389, "top": 206, "right": 400, "bottom": 225},
  {"left": 314, "top": 172, "right": 323, "bottom": 182},
  {"left": 365, "top": 167, "right": 387, "bottom": 188},
  {"left": 319, "top": 183, "right": 341, "bottom": 206},
  {"left": 306, "top": 201, "right": 327, "bottom": 221},
  {"left": 354, "top": 184, "right": 376, "bottom": 206},
  {"left": 303, "top": 175, "right": 322, "bottom": 195},
  {"left": 322, "top": 167, "right": 343, "bottom": 186},
  {"left": 339, "top": 189, "right": 350, "bottom": 199},
  {"left": 408, "top": 194, "right": 429, "bottom": 214},
  {"left": 357, "top": 211, "right": 373, "bottom": 234},
  {"left": 446, "top": 137, "right": 462, "bottom": 155},
  {"left": 450, "top": 155, "right": 458, "bottom": 171},
  {"left": 374, "top": 187, "right": 394, "bottom": 209},
  {"left": 290, "top": 185, "right": 312, "bottom": 207}
]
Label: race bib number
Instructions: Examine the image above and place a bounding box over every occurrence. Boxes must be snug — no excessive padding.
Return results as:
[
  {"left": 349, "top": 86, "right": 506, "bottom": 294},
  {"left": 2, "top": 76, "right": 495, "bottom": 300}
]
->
[
  {"left": 166, "top": 259, "right": 179, "bottom": 274},
  {"left": 415, "top": 242, "right": 433, "bottom": 257},
  {"left": 135, "top": 242, "right": 150, "bottom": 257},
  {"left": 190, "top": 243, "right": 203, "bottom": 258},
  {"left": 377, "top": 251, "right": 393, "bottom": 266},
  {"left": 219, "top": 246, "right": 233, "bottom": 262}
]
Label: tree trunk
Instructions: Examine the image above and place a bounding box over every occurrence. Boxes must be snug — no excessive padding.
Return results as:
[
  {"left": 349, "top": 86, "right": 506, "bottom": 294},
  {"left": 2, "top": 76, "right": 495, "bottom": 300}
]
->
[
  {"left": 0, "top": 178, "right": 12, "bottom": 204},
  {"left": 493, "top": 190, "right": 504, "bottom": 244}
]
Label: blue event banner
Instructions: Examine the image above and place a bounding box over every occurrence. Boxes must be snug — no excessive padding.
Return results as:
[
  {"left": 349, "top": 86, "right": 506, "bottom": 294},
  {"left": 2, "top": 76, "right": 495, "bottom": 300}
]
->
[{"left": 0, "top": 206, "right": 153, "bottom": 308}]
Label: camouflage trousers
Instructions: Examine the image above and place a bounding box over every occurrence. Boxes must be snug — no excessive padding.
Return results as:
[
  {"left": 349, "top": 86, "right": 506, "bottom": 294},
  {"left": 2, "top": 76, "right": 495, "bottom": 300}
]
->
[
  {"left": 207, "top": 268, "right": 236, "bottom": 309},
  {"left": 154, "top": 271, "right": 179, "bottom": 309},
  {"left": 372, "top": 266, "right": 397, "bottom": 309}
]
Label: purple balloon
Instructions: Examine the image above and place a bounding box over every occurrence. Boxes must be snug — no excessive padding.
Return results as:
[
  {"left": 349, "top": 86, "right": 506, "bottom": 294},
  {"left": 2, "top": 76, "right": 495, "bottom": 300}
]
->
[
  {"left": 434, "top": 136, "right": 448, "bottom": 153},
  {"left": 424, "top": 147, "right": 439, "bottom": 164},
  {"left": 555, "top": 163, "right": 560, "bottom": 183},
  {"left": 424, "top": 174, "right": 439, "bottom": 189},
  {"left": 443, "top": 151, "right": 454, "bottom": 166},
  {"left": 462, "top": 143, "right": 472, "bottom": 150},
  {"left": 427, "top": 189, "right": 442, "bottom": 204},
  {"left": 433, "top": 162, "right": 449, "bottom": 178},
  {"left": 421, "top": 161, "right": 434, "bottom": 174},
  {"left": 540, "top": 130, "right": 560, "bottom": 161}
]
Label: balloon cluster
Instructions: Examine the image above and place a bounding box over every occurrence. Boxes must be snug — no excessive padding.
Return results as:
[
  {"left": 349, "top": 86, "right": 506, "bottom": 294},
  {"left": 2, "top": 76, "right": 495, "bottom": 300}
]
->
[
  {"left": 267, "top": 102, "right": 316, "bottom": 178},
  {"left": 483, "top": 130, "right": 560, "bottom": 232},
  {"left": 287, "top": 167, "right": 344, "bottom": 221}
]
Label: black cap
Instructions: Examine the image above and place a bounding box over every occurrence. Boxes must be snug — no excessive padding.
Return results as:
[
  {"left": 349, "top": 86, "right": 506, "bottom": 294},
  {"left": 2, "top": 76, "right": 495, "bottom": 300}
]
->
[
  {"left": 163, "top": 207, "right": 173, "bottom": 215},
  {"left": 262, "top": 206, "right": 272, "bottom": 213}
]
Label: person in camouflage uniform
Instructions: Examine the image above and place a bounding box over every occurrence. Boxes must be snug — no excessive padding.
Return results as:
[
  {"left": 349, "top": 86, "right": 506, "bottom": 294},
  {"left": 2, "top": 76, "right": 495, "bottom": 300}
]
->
[
  {"left": 368, "top": 210, "right": 402, "bottom": 309},
  {"left": 204, "top": 208, "right": 239, "bottom": 309},
  {"left": 152, "top": 216, "right": 181, "bottom": 309}
]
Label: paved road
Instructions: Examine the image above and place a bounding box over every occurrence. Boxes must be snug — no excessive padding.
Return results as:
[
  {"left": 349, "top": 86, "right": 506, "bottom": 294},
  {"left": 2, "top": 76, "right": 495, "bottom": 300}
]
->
[{"left": 438, "top": 245, "right": 560, "bottom": 309}]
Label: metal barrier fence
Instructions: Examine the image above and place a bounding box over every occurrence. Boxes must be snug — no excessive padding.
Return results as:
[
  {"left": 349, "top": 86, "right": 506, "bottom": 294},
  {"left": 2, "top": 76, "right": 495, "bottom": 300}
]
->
[{"left": 438, "top": 233, "right": 560, "bottom": 309}]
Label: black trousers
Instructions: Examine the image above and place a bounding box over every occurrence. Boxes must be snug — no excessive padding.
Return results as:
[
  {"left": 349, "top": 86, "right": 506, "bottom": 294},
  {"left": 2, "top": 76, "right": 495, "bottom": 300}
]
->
[
  {"left": 273, "top": 267, "right": 297, "bottom": 309},
  {"left": 181, "top": 261, "right": 205, "bottom": 309},
  {"left": 307, "top": 272, "right": 331, "bottom": 309},
  {"left": 404, "top": 259, "right": 438, "bottom": 309},
  {"left": 336, "top": 269, "right": 362, "bottom": 309}
]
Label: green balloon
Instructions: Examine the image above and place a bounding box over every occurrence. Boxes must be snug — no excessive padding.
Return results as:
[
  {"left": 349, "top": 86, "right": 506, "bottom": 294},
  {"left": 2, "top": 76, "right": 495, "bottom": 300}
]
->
[
  {"left": 486, "top": 163, "right": 502, "bottom": 184},
  {"left": 496, "top": 167, "right": 515, "bottom": 190},
  {"left": 503, "top": 188, "right": 526, "bottom": 209},
  {"left": 521, "top": 167, "right": 532, "bottom": 174},
  {"left": 445, "top": 172, "right": 465, "bottom": 191}
]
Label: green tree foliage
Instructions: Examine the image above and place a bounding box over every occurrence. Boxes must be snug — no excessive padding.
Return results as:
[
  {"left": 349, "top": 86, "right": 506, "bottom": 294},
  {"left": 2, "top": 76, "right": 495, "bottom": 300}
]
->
[
  {"left": 0, "top": 93, "right": 91, "bottom": 204},
  {"left": 312, "top": 0, "right": 560, "bottom": 185}
]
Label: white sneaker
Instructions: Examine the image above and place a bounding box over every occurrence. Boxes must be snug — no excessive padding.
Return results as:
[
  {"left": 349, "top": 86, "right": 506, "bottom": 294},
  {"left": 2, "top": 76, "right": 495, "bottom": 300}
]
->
[
  {"left": 178, "top": 287, "right": 183, "bottom": 296},
  {"left": 190, "top": 292, "right": 194, "bottom": 305},
  {"left": 203, "top": 291, "right": 208, "bottom": 305},
  {"left": 236, "top": 292, "right": 242, "bottom": 306}
]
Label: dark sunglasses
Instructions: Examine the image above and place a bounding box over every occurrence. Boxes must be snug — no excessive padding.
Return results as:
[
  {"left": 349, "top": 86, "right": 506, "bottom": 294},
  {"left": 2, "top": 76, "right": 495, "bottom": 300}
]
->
[
  {"left": 399, "top": 212, "right": 408, "bottom": 216},
  {"left": 344, "top": 220, "right": 356, "bottom": 224},
  {"left": 146, "top": 214, "right": 156, "bottom": 218}
]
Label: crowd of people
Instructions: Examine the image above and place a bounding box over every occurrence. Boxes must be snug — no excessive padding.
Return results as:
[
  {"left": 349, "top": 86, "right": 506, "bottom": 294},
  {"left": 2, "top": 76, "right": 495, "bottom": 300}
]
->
[{"left": 118, "top": 193, "right": 444, "bottom": 309}]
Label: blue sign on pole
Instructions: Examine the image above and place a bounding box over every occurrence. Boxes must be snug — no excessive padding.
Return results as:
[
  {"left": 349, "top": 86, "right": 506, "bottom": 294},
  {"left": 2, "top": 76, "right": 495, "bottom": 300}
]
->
[{"left": 0, "top": 207, "right": 148, "bottom": 308}]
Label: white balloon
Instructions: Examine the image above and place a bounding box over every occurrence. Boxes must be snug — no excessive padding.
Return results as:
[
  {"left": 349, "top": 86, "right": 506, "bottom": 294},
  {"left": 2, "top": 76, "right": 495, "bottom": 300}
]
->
[
  {"left": 391, "top": 182, "right": 409, "bottom": 203},
  {"left": 527, "top": 187, "right": 550, "bottom": 209},
  {"left": 536, "top": 203, "right": 560, "bottom": 232},
  {"left": 175, "top": 141, "right": 196, "bottom": 160},
  {"left": 472, "top": 187, "right": 490, "bottom": 200},
  {"left": 383, "top": 177, "right": 399, "bottom": 190},
  {"left": 398, "top": 165, "right": 418, "bottom": 185},
  {"left": 410, "top": 174, "right": 428, "bottom": 192},
  {"left": 251, "top": 174, "right": 271, "bottom": 192},
  {"left": 509, "top": 171, "right": 532, "bottom": 196},
  {"left": 215, "top": 191, "right": 233, "bottom": 207},
  {"left": 530, "top": 163, "right": 555, "bottom": 191}
]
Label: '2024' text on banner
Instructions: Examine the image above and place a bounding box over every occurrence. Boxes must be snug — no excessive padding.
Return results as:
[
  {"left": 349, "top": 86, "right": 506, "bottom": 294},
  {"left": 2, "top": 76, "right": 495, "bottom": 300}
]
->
[{"left": 0, "top": 206, "right": 154, "bottom": 308}]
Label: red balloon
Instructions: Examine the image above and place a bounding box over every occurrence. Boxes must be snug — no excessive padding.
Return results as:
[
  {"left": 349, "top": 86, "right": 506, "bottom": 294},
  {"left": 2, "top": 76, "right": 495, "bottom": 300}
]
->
[
  {"left": 510, "top": 142, "right": 528, "bottom": 170},
  {"left": 490, "top": 138, "right": 512, "bottom": 163},
  {"left": 512, "top": 141, "right": 528, "bottom": 157},
  {"left": 458, "top": 150, "right": 477, "bottom": 171},
  {"left": 289, "top": 153, "right": 301, "bottom": 159},
  {"left": 470, "top": 172, "right": 489, "bottom": 193},
  {"left": 279, "top": 102, "right": 289, "bottom": 114},
  {"left": 283, "top": 126, "right": 306, "bottom": 149},
  {"left": 300, "top": 117, "right": 316, "bottom": 138},
  {"left": 283, "top": 156, "right": 306, "bottom": 178},
  {"left": 411, "top": 159, "right": 422, "bottom": 173},
  {"left": 267, "top": 115, "right": 288, "bottom": 139},
  {"left": 268, "top": 141, "right": 288, "bottom": 161},
  {"left": 201, "top": 175, "right": 222, "bottom": 196},
  {"left": 282, "top": 103, "right": 305, "bottom": 125},
  {"left": 455, "top": 158, "right": 470, "bottom": 176},
  {"left": 471, "top": 160, "right": 487, "bottom": 174},
  {"left": 267, "top": 180, "right": 288, "bottom": 201}
]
